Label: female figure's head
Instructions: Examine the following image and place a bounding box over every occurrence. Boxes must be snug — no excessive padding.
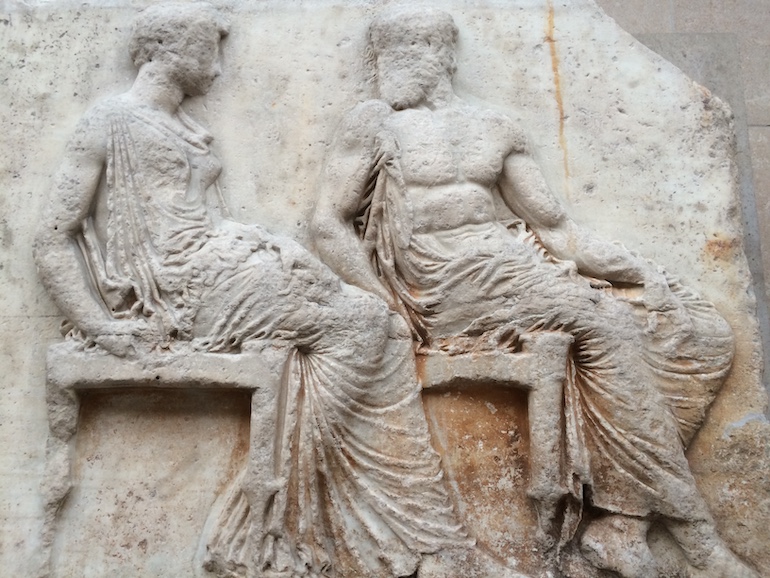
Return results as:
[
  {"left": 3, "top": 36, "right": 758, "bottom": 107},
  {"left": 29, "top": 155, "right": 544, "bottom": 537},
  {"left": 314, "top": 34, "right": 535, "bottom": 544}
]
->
[{"left": 129, "top": 2, "right": 229, "bottom": 96}]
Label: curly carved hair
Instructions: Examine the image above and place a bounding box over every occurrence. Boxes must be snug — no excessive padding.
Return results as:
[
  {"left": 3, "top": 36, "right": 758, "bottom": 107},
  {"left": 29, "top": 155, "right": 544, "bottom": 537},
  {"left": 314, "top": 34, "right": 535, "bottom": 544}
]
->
[{"left": 129, "top": 2, "right": 229, "bottom": 69}]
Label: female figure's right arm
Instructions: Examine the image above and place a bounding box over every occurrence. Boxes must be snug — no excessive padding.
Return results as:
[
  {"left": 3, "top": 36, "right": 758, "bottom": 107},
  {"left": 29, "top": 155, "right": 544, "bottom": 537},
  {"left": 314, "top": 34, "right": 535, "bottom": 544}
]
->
[{"left": 34, "top": 108, "right": 145, "bottom": 356}]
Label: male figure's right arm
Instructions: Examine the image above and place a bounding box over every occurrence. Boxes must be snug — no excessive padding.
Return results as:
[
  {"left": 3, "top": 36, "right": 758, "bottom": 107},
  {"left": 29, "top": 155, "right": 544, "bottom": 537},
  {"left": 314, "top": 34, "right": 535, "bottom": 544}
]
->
[
  {"left": 34, "top": 107, "right": 146, "bottom": 355},
  {"left": 311, "top": 100, "right": 396, "bottom": 306}
]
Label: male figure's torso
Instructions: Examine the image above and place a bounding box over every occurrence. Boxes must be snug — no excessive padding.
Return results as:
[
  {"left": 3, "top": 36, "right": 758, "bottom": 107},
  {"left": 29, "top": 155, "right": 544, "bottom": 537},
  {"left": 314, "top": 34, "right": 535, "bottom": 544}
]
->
[{"left": 373, "top": 99, "right": 523, "bottom": 233}]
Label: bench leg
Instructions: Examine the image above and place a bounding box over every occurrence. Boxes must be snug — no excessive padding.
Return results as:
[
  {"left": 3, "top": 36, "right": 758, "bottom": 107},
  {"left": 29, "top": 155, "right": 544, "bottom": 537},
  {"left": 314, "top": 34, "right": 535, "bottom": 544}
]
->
[
  {"left": 520, "top": 331, "right": 573, "bottom": 550},
  {"left": 201, "top": 348, "right": 289, "bottom": 576},
  {"left": 38, "top": 378, "right": 79, "bottom": 578}
]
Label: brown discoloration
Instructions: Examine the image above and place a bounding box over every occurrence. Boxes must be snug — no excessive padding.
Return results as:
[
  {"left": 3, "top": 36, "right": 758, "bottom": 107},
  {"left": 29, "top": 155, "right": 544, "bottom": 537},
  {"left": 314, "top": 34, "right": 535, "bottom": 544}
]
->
[
  {"left": 705, "top": 421, "right": 770, "bottom": 576},
  {"left": 415, "top": 351, "right": 428, "bottom": 382},
  {"left": 705, "top": 235, "right": 740, "bottom": 261},
  {"left": 546, "top": 1, "right": 570, "bottom": 185},
  {"left": 422, "top": 386, "right": 544, "bottom": 575}
]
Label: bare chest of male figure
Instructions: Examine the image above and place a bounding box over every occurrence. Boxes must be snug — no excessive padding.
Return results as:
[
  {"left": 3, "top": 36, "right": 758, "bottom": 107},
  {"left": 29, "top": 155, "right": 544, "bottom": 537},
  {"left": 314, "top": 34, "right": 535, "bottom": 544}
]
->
[{"left": 383, "top": 104, "right": 511, "bottom": 232}]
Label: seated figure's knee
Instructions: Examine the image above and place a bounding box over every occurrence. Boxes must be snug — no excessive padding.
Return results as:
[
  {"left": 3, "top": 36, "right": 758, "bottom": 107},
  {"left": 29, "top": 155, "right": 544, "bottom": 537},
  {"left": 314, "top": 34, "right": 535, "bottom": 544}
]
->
[
  {"left": 387, "top": 310, "right": 412, "bottom": 341},
  {"left": 338, "top": 293, "right": 391, "bottom": 352}
]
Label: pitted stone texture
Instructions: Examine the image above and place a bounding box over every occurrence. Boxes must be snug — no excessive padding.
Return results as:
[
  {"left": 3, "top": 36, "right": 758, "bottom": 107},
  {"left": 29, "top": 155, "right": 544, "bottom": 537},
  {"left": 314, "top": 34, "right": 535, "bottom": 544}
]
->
[
  {"left": 311, "top": 4, "right": 764, "bottom": 576},
  {"left": 51, "top": 389, "right": 251, "bottom": 578},
  {"left": 750, "top": 127, "right": 770, "bottom": 303},
  {"left": 1, "top": 1, "right": 768, "bottom": 577}
]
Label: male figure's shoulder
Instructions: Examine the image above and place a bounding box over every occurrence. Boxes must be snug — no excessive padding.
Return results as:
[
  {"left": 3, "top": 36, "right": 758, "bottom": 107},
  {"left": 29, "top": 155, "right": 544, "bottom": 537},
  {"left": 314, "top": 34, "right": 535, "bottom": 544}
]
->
[
  {"left": 334, "top": 99, "right": 393, "bottom": 149},
  {"left": 465, "top": 102, "right": 528, "bottom": 154}
]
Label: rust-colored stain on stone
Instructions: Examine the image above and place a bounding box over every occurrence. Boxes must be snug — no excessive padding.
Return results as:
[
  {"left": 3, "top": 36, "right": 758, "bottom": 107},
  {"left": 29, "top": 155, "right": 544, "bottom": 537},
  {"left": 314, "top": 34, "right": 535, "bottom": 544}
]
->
[
  {"left": 422, "top": 385, "right": 545, "bottom": 575},
  {"left": 705, "top": 235, "right": 739, "bottom": 261},
  {"left": 546, "top": 1, "right": 570, "bottom": 185}
]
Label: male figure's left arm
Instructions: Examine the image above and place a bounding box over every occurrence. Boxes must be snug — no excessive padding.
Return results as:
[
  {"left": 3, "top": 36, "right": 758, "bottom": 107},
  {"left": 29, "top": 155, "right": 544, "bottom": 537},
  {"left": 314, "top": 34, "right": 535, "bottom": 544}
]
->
[{"left": 498, "top": 150, "right": 668, "bottom": 292}]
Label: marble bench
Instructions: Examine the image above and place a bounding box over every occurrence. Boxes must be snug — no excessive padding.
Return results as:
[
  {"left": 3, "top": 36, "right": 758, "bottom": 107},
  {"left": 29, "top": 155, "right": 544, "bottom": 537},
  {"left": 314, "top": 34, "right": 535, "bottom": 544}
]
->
[{"left": 39, "top": 331, "right": 572, "bottom": 577}]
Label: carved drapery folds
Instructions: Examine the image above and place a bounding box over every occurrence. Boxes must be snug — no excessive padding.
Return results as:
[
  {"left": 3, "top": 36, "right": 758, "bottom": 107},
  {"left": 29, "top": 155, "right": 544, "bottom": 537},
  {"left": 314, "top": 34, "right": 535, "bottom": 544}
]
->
[{"left": 32, "top": 3, "right": 760, "bottom": 578}]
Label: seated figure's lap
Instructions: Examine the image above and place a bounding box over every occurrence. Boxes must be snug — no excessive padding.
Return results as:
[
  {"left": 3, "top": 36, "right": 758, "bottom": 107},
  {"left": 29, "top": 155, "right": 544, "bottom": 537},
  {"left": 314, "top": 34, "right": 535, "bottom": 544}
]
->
[
  {"left": 511, "top": 276, "right": 640, "bottom": 344},
  {"left": 190, "top": 231, "right": 397, "bottom": 364}
]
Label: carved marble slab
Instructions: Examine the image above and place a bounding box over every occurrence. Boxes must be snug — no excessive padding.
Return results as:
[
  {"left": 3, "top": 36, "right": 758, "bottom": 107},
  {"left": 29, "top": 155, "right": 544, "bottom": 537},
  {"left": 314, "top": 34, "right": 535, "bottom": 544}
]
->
[{"left": 1, "top": 1, "right": 768, "bottom": 577}]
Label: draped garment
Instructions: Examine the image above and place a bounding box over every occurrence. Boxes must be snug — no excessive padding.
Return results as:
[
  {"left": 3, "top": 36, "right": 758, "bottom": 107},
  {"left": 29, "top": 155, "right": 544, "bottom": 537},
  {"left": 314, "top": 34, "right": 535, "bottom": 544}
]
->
[
  {"left": 75, "top": 99, "right": 469, "bottom": 577},
  {"left": 357, "top": 155, "right": 734, "bottom": 537}
]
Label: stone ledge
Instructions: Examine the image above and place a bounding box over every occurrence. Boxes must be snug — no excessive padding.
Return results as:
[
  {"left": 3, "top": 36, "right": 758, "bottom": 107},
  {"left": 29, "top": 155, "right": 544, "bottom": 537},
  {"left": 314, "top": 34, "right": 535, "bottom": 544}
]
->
[
  {"left": 417, "top": 332, "right": 574, "bottom": 391},
  {"left": 48, "top": 332, "right": 573, "bottom": 393},
  {"left": 417, "top": 350, "right": 537, "bottom": 390},
  {"left": 46, "top": 342, "right": 287, "bottom": 391}
]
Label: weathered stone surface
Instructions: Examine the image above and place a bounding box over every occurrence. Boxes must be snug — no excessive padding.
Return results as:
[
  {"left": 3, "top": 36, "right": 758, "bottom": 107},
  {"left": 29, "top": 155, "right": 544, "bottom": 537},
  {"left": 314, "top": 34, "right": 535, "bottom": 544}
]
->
[
  {"left": 310, "top": 6, "right": 764, "bottom": 576},
  {"left": 1, "top": 1, "right": 768, "bottom": 577},
  {"left": 594, "top": 2, "right": 770, "bottom": 383},
  {"left": 588, "top": 0, "right": 676, "bottom": 35},
  {"left": 53, "top": 389, "right": 251, "bottom": 577},
  {"left": 597, "top": 0, "right": 770, "bottom": 127},
  {"left": 750, "top": 127, "right": 770, "bottom": 303}
]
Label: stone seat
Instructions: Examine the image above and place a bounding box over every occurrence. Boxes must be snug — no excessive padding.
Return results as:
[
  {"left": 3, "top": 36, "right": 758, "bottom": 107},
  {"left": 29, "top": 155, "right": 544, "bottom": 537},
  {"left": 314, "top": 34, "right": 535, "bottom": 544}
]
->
[
  {"left": 46, "top": 331, "right": 571, "bottom": 393},
  {"left": 46, "top": 341, "right": 286, "bottom": 392},
  {"left": 40, "top": 331, "right": 573, "bottom": 577},
  {"left": 417, "top": 331, "right": 571, "bottom": 390}
]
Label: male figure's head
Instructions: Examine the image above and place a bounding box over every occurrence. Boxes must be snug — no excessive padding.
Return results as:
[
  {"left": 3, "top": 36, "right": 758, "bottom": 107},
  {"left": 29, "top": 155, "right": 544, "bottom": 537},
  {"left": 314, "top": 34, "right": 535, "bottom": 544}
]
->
[{"left": 367, "top": 8, "right": 458, "bottom": 109}]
